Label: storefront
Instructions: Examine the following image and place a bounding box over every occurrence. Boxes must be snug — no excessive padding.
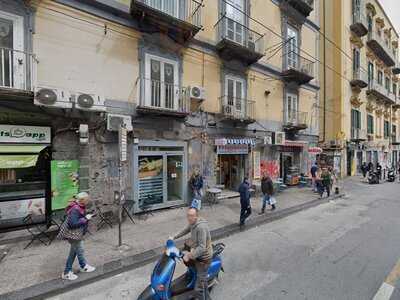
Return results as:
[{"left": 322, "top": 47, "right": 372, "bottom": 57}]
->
[
  {"left": 279, "top": 140, "right": 307, "bottom": 186},
  {"left": 132, "top": 140, "right": 187, "bottom": 212},
  {"left": 0, "top": 125, "right": 51, "bottom": 231},
  {"left": 215, "top": 138, "right": 255, "bottom": 190}
]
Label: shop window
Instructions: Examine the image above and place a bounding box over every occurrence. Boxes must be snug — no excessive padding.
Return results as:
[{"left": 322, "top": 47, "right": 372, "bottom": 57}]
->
[{"left": 367, "top": 114, "right": 374, "bottom": 134}]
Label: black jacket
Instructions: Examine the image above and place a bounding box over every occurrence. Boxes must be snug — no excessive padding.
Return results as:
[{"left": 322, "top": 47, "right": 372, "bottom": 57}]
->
[{"left": 261, "top": 177, "right": 274, "bottom": 196}]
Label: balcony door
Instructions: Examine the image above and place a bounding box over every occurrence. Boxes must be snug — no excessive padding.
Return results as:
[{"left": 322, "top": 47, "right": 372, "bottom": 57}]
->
[
  {"left": 225, "top": 0, "right": 245, "bottom": 45},
  {"left": 286, "top": 25, "right": 299, "bottom": 69},
  {"left": 144, "top": 54, "right": 179, "bottom": 110},
  {"left": 225, "top": 75, "right": 245, "bottom": 118},
  {"left": 0, "top": 11, "right": 24, "bottom": 89},
  {"left": 352, "top": 0, "right": 362, "bottom": 19},
  {"left": 147, "top": 0, "right": 178, "bottom": 18},
  {"left": 286, "top": 93, "right": 298, "bottom": 124}
]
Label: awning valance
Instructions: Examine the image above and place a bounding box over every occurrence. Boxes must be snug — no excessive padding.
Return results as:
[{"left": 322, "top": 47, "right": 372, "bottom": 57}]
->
[
  {"left": 0, "top": 145, "right": 48, "bottom": 154},
  {"left": 215, "top": 138, "right": 256, "bottom": 146},
  {"left": 0, "top": 155, "right": 39, "bottom": 169}
]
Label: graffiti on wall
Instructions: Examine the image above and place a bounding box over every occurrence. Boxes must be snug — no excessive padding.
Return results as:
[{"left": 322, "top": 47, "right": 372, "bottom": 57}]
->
[{"left": 260, "top": 160, "right": 280, "bottom": 179}]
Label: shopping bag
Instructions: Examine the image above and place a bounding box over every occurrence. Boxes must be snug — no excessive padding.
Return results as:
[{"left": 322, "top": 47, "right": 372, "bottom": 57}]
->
[{"left": 269, "top": 197, "right": 277, "bottom": 205}]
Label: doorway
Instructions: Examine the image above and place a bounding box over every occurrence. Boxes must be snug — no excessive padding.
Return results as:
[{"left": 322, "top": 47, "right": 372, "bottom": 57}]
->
[
  {"left": 356, "top": 151, "right": 363, "bottom": 173},
  {"left": 218, "top": 155, "right": 245, "bottom": 190},
  {"left": 347, "top": 149, "right": 354, "bottom": 176}
]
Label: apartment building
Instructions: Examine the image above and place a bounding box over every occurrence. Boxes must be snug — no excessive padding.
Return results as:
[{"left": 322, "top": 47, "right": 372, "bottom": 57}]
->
[
  {"left": 0, "top": 0, "right": 320, "bottom": 228},
  {"left": 321, "top": 0, "right": 400, "bottom": 177}
]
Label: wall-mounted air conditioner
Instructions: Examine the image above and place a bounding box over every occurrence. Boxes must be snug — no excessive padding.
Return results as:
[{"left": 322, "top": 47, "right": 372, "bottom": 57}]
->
[
  {"left": 72, "top": 93, "right": 106, "bottom": 112},
  {"left": 271, "top": 131, "right": 285, "bottom": 145},
  {"left": 34, "top": 86, "right": 72, "bottom": 109},
  {"left": 107, "top": 114, "right": 133, "bottom": 132},
  {"left": 189, "top": 86, "right": 206, "bottom": 101}
]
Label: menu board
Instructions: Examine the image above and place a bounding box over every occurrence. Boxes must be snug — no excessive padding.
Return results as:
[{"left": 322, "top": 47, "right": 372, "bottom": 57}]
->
[{"left": 51, "top": 160, "right": 79, "bottom": 211}]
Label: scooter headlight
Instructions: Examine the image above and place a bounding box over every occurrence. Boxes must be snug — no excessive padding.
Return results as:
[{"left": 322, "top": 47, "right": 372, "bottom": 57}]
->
[{"left": 156, "top": 284, "right": 165, "bottom": 291}]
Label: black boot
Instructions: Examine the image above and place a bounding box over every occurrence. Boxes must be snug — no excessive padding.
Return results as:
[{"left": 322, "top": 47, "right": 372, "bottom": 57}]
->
[{"left": 271, "top": 204, "right": 276, "bottom": 211}]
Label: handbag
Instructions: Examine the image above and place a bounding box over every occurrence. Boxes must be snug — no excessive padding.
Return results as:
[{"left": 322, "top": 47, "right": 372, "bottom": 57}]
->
[{"left": 57, "top": 217, "right": 84, "bottom": 241}]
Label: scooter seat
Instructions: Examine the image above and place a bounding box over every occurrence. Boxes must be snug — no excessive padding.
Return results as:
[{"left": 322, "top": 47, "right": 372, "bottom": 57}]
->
[{"left": 212, "top": 243, "right": 225, "bottom": 258}]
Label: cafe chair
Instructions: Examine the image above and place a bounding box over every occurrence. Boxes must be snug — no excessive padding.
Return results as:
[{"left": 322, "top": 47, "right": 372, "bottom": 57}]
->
[
  {"left": 23, "top": 215, "right": 52, "bottom": 249},
  {"left": 95, "top": 203, "right": 114, "bottom": 231}
]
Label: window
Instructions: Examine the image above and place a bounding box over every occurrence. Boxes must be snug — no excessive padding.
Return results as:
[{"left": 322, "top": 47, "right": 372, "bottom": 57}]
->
[
  {"left": 352, "top": 0, "right": 361, "bottom": 17},
  {"left": 351, "top": 109, "right": 361, "bottom": 129},
  {"left": 224, "top": 74, "right": 246, "bottom": 117},
  {"left": 144, "top": 53, "right": 179, "bottom": 110},
  {"left": 353, "top": 48, "right": 360, "bottom": 72},
  {"left": 385, "top": 77, "right": 390, "bottom": 92},
  {"left": 384, "top": 120, "right": 390, "bottom": 138},
  {"left": 286, "top": 92, "right": 299, "bottom": 123},
  {"left": 393, "top": 83, "right": 397, "bottom": 96},
  {"left": 368, "top": 62, "right": 374, "bottom": 83},
  {"left": 367, "top": 114, "right": 374, "bottom": 134},
  {"left": 393, "top": 125, "right": 397, "bottom": 140},
  {"left": 286, "top": 25, "right": 299, "bottom": 69},
  {"left": 225, "top": 0, "right": 245, "bottom": 45},
  {"left": 367, "top": 15, "right": 373, "bottom": 32},
  {"left": 378, "top": 71, "right": 383, "bottom": 85}
]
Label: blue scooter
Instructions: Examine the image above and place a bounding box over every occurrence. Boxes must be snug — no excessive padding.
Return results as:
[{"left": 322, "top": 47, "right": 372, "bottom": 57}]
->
[{"left": 137, "top": 239, "right": 225, "bottom": 300}]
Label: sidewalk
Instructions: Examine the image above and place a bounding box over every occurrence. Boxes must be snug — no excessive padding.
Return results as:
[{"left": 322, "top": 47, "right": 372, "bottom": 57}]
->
[{"left": 0, "top": 186, "right": 335, "bottom": 298}]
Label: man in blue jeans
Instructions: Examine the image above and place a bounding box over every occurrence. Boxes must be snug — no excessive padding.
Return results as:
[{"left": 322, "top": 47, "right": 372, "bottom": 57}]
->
[
  {"left": 239, "top": 178, "right": 252, "bottom": 227},
  {"left": 260, "top": 174, "right": 275, "bottom": 214}
]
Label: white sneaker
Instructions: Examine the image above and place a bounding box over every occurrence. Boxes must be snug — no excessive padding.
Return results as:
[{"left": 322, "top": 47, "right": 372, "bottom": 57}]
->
[
  {"left": 80, "top": 264, "right": 96, "bottom": 273},
  {"left": 62, "top": 271, "right": 78, "bottom": 281}
]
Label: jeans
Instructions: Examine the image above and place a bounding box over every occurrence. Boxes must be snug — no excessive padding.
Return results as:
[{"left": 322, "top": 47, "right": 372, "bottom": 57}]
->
[
  {"left": 195, "top": 260, "right": 211, "bottom": 300},
  {"left": 240, "top": 202, "right": 252, "bottom": 225},
  {"left": 261, "top": 194, "right": 270, "bottom": 212},
  {"left": 64, "top": 240, "right": 86, "bottom": 274}
]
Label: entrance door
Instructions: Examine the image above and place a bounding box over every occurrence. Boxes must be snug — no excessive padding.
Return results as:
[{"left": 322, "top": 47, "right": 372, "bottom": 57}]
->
[
  {"left": 167, "top": 155, "right": 183, "bottom": 202},
  {"left": 218, "top": 155, "right": 245, "bottom": 190},
  {"left": 225, "top": 0, "right": 245, "bottom": 45},
  {"left": 356, "top": 151, "right": 363, "bottom": 173},
  {"left": 225, "top": 75, "right": 245, "bottom": 119},
  {"left": 286, "top": 93, "right": 298, "bottom": 123},
  {"left": 347, "top": 149, "right": 354, "bottom": 176},
  {"left": 286, "top": 25, "right": 299, "bottom": 69},
  {"left": 0, "top": 11, "right": 24, "bottom": 89}
]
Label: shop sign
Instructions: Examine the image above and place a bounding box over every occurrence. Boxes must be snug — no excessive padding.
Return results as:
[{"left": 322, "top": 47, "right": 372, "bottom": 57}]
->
[
  {"left": 0, "top": 125, "right": 51, "bottom": 144},
  {"left": 215, "top": 138, "right": 256, "bottom": 146},
  {"left": 51, "top": 160, "right": 80, "bottom": 211},
  {"left": 308, "top": 147, "right": 323, "bottom": 154},
  {"left": 253, "top": 151, "right": 261, "bottom": 179},
  {"left": 217, "top": 144, "right": 249, "bottom": 155}
]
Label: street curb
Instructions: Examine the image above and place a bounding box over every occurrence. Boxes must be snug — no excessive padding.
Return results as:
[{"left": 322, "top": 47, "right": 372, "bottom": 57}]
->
[{"left": 1, "top": 193, "right": 345, "bottom": 300}]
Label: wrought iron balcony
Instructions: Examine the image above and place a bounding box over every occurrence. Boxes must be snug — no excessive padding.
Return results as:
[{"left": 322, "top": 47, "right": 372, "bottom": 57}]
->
[
  {"left": 367, "top": 29, "right": 395, "bottom": 67},
  {"left": 130, "top": 0, "right": 202, "bottom": 42},
  {"left": 283, "top": 110, "right": 308, "bottom": 131},
  {"left": 350, "top": 12, "right": 368, "bottom": 37},
  {"left": 219, "top": 96, "right": 255, "bottom": 124},
  {"left": 136, "top": 78, "right": 190, "bottom": 118},
  {"left": 351, "top": 128, "right": 367, "bottom": 142},
  {"left": 280, "top": 0, "right": 314, "bottom": 22},
  {"left": 215, "top": 15, "right": 265, "bottom": 65},
  {"left": 367, "top": 80, "right": 397, "bottom": 104},
  {"left": 350, "top": 67, "right": 368, "bottom": 89},
  {"left": 0, "top": 47, "right": 37, "bottom": 98},
  {"left": 282, "top": 52, "right": 315, "bottom": 85}
]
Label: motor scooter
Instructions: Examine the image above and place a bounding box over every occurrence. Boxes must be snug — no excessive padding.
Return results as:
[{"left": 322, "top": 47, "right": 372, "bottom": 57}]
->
[
  {"left": 387, "top": 168, "right": 396, "bottom": 182},
  {"left": 137, "top": 239, "right": 225, "bottom": 300},
  {"left": 368, "top": 171, "right": 380, "bottom": 184}
]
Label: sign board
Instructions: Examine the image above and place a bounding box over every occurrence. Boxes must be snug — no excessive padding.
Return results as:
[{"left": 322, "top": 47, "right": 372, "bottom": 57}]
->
[
  {"left": 0, "top": 125, "right": 51, "bottom": 144},
  {"left": 308, "top": 147, "right": 323, "bottom": 154},
  {"left": 51, "top": 160, "right": 80, "bottom": 211},
  {"left": 253, "top": 151, "right": 261, "bottom": 179},
  {"left": 217, "top": 144, "right": 249, "bottom": 155},
  {"left": 119, "top": 126, "right": 127, "bottom": 162},
  {"left": 0, "top": 197, "right": 46, "bottom": 229}
]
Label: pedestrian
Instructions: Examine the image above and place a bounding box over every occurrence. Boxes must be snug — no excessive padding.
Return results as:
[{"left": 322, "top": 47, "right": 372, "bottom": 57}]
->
[
  {"left": 315, "top": 167, "right": 324, "bottom": 197},
  {"left": 361, "top": 162, "right": 368, "bottom": 178},
  {"left": 376, "top": 163, "right": 382, "bottom": 180},
  {"left": 58, "top": 192, "right": 95, "bottom": 281},
  {"left": 368, "top": 161, "right": 374, "bottom": 173},
  {"left": 310, "top": 161, "right": 318, "bottom": 192},
  {"left": 190, "top": 166, "right": 204, "bottom": 209},
  {"left": 238, "top": 177, "right": 252, "bottom": 227},
  {"left": 259, "top": 174, "right": 275, "bottom": 214},
  {"left": 172, "top": 208, "right": 212, "bottom": 300},
  {"left": 321, "top": 167, "right": 332, "bottom": 198}
]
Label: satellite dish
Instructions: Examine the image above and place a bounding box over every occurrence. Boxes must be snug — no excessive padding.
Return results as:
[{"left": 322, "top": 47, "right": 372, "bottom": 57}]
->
[
  {"left": 77, "top": 94, "right": 94, "bottom": 108},
  {"left": 36, "top": 89, "right": 57, "bottom": 105}
]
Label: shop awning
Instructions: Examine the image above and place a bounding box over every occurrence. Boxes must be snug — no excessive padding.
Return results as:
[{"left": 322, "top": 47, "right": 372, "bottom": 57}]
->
[{"left": 0, "top": 145, "right": 48, "bottom": 169}]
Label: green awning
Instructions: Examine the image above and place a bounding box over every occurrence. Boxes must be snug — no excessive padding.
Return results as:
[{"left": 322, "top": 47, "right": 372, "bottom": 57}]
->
[
  {"left": 0, "top": 155, "right": 39, "bottom": 169},
  {"left": 0, "top": 145, "right": 48, "bottom": 154}
]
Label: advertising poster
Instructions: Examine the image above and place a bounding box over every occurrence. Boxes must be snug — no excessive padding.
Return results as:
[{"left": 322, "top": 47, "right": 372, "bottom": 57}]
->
[
  {"left": 0, "top": 197, "right": 45, "bottom": 227},
  {"left": 51, "top": 160, "right": 79, "bottom": 211}
]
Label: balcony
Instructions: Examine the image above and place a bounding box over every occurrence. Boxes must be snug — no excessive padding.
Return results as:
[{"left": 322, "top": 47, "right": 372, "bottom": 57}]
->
[
  {"left": 219, "top": 96, "right": 255, "bottom": 124},
  {"left": 350, "top": 12, "right": 368, "bottom": 37},
  {"left": 367, "top": 80, "right": 397, "bottom": 104},
  {"left": 136, "top": 78, "right": 190, "bottom": 118},
  {"left": 282, "top": 52, "right": 315, "bottom": 85},
  {"left": 283, "top": 110, "right": 308, "bottom": 131},
  {"left": 130, "top": 0, "right": 202, "bottom": 43},
  {"left": 0, "top": 47, "right": 37, "bottom": 99},
  {"left": 215, "top": 15, "right": 264, "bottom": 65},
  {"left": 351, "top": 128, "right": 367, "bottom": 142},
  {"left": 367, "top": 30, "right": 395, "bottom": 67},
  {"left": 393, "top": 61, "right": 400, "bottom": 75},
  {"left": 392, "top": 135, "right": 400, "bottom": 145},
  {"left": 280, "top": 0, "right": 314, "bottom": 24},
  {"left": 350, "top": 67, "right": 368, "bottom": 89}
]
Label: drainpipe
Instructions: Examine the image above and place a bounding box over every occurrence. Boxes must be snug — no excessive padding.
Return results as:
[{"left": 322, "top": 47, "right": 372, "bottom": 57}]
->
[{"left": 322, "top": 0, "right": 327, "bottom": 144}]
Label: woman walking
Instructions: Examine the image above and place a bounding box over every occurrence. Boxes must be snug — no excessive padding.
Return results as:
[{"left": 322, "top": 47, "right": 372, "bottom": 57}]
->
[
  {"left": 260, "top": 174, "right": 275, "bottom": 214},
  {"left": 59, "top": 192, "right": 96, "bottom": 280}
]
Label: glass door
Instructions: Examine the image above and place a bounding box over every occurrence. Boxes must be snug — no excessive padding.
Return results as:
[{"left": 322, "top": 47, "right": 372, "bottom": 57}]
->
[
  {"left": 225, "top": 0, "right": 245, "bottom": 45},
  {"left": 138, "top": 155, "right": 164, "bottom": 206},
  {"left": 286, "top": 93, "right": 298, "bottom": 124},
  {"left": 167, "top": 155, "right": 183, "bottom": 201},
  {"left": 226, "top": 75, "right": 245, "bottom": 119},
  {"left": 287, "top": 25, "right": 298, "bottom": 70}
]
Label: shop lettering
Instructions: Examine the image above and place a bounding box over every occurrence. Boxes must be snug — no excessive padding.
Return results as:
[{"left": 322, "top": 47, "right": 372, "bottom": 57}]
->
[{"left": 0, "top": 128, "right": 47, "bottom": 141}]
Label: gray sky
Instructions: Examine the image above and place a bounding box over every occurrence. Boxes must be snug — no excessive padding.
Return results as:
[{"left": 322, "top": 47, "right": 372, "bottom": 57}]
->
[{"left": 379, "top": 0, "right": 400, "bottom": 34}]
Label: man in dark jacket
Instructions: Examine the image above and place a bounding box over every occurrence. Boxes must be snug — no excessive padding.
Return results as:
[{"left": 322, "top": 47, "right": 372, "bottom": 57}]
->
[
  {"left": 173, "top": 208, "right": 212, "bottom": 300},
  {"left": 260, "top": 174, "right": 275, "bottom": 214},
  {"left": 238, "top": 178, "right": 252, "bottom": 227}
]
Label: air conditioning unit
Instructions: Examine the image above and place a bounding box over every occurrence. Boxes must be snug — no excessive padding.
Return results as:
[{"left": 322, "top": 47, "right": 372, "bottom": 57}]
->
[
  {"left": 272, "top": 132, "right": 285, "bottom": 145},
  {"left": 72, "top": 93, "right": 106, "bottom": 112},
  {"left": 107, "top": 114, "right": 133, "bottom": 132},
  {"left": 189, "top": 86, "right": 206, "bottom": 101},
  {"left": 34, "top": 86, "right": 72, "bottom": 109},
  {"left": 264, "top": 136, "right": 272, "bottom": 145}
]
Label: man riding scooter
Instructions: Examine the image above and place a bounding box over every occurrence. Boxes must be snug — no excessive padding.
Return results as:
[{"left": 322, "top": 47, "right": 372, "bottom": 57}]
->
[{"left": 172, "top": 208, "right": 213, "bottom": 300}]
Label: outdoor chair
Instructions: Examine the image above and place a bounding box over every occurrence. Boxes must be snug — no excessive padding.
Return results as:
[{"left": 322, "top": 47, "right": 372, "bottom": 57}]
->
[
  {"left": 23, "top": 215, "right": 52, "bottom": 249},
  {"left": 95, "top": 203, "right": 114, "bottom": 231}
]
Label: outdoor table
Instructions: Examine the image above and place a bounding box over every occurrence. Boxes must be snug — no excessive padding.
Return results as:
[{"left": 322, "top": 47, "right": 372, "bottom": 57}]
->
[{"left": 206, "top": 188, "right": 222, "bottom": 206}]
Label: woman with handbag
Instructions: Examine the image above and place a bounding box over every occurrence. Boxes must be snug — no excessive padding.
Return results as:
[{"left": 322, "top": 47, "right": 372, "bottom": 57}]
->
[{"left": 58, "top": 192, "right": 96, "bottom": 280}]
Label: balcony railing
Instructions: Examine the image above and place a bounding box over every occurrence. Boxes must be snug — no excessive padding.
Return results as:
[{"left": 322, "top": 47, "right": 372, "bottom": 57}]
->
[
  {"left": 367, "top": 29, "right": 395, "bottom": 67},
  {"left": 367, "top": 80, "right": 397, "bottom": 104},
  {"left": 350, "top": 11, "right": 368, "bottom": 37},
  {"left": 215, "top": 15, "right": 264, "bottom": 65},
  {"left": 220, "top": 96, "right": 255, "bottom": 123},
  {"left": 0, "top": 47, "right": 37, "bottom": 92},
  {"left": 351, "top": 67, "right": 368, "bottom": 88},
  {"left": 137, "top": 78, "right": 190, "bottom": 117},
  {"left": 283, "top": 110, "right": 308, "bottom": 130},
  {"left": 282, "top": 51, "right": 315, "bottom": 85},
  {"left": 351, "top": 128, "right": 367, "bottom": 141}
]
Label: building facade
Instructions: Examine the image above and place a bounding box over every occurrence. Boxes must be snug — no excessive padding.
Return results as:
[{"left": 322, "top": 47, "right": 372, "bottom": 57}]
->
[
  {"left": 0, "top": 0, "right": 320, "bottom": 228},
  {"left": 320, "top": 0, "right": 400, "bottom": 177}
]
